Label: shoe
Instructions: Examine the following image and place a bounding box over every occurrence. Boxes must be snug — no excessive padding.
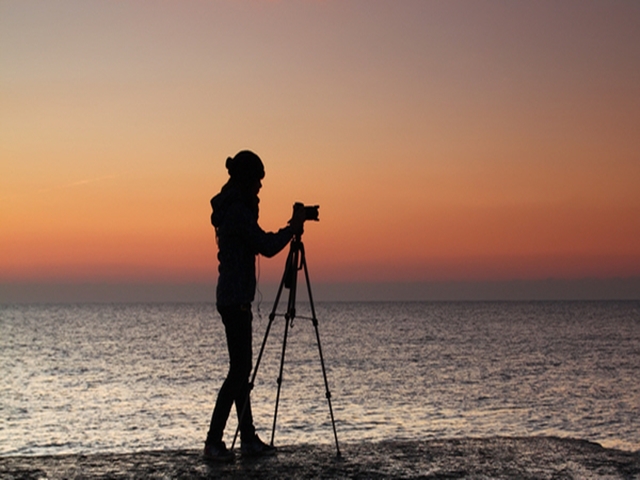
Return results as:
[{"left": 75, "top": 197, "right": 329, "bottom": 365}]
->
[
  {"left": 241, "top": 434, "right": 277, "bottom": 457},
  {"left": 204, "top": 441, "right": 235, "bottom": 463}
]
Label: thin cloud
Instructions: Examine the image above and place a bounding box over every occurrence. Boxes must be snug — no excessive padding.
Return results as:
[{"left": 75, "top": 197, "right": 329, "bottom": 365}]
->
[{"left": 38, "top": 174, "right": 119, "bottom": 193}]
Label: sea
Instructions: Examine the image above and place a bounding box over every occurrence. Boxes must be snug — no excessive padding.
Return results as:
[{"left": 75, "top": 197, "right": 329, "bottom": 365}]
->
[{"left": 1, "top": 301, "right": 639, "bottom": 456}]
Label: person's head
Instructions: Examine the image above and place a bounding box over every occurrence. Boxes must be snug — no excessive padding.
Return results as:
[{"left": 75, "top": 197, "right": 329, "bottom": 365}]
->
[{"left": 226, "top": 150, "right": 265, "bottom": 195}]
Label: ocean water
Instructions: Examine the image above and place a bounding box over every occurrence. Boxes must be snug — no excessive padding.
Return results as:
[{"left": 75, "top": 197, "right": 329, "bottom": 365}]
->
[{"left": 1, "top": 301, "right": 639, "bottom": 456}]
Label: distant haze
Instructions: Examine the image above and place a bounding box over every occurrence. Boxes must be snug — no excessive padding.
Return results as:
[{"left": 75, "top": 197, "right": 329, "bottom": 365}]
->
[{"left": 2, "top": 278, "right": 639, "bottom": 304}]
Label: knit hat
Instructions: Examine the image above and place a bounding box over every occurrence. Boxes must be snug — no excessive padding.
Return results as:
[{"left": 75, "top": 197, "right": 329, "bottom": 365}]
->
[{"left": 226, "top": 150, "right": 265, "bottom": 183}]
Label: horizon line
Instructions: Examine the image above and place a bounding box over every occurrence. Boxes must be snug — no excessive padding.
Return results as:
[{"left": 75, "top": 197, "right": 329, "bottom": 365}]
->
[{"left": 2, "top": 277, "right": 639, "bottom": 304}]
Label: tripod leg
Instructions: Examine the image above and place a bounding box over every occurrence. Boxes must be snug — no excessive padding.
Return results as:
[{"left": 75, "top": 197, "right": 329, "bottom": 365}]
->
[
  {"left": 270, "top": 312, "right": 291, "bottom": 446},
  {"left": 301, "top": 247, "right": 341, "bottom": 458},
  {"left": 310, "top": 315, "right": 341, "bottom": 458}
]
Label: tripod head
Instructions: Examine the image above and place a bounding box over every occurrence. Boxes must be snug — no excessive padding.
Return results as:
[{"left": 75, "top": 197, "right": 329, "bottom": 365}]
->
[{"left": 284, "top": 233, "right": 304, "bottom": 290}]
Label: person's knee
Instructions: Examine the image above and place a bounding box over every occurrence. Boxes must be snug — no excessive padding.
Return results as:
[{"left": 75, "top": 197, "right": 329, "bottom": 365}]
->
[{"left": 228, "top": 360, "right": 252, "bottom": 382}]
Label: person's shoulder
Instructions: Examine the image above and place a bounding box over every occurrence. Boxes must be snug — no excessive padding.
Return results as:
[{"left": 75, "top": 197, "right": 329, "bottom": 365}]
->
[{"left": 223, "top": 200, "right": 256, "bottom": 227}]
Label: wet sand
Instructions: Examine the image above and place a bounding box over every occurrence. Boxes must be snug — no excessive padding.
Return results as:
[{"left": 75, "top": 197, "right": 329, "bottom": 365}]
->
[{"left": 1, "top": 437, "right": 639, "bottom": 479}]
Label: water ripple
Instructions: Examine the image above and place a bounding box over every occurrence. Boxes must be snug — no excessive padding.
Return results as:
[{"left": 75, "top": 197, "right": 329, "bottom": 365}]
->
[{"left": 1, "top": 301, "right": 639, "bottom": 455}]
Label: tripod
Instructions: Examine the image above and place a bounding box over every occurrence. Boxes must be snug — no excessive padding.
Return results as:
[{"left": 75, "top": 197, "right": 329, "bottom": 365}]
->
[{"left": 231, "top": 233, "right": 341, "bottom": 457}]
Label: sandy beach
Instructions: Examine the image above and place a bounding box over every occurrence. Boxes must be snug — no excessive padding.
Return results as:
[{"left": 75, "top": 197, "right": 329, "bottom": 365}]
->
[{"left": 1, "top": 437, "right": 639, "bottom": 479}]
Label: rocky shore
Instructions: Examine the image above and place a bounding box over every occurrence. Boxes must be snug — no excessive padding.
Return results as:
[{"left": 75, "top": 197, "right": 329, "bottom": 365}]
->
[{"left": 1, "top": 437, "right": 639, "bottom": 479}]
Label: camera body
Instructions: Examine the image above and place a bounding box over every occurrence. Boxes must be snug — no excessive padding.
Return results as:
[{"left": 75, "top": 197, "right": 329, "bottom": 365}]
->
[{"left": 294, "top": 202, "right": 319, "bottom": 221}]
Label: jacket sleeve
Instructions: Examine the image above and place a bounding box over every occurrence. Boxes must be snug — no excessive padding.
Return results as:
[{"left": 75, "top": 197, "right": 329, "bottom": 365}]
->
[
  {"left": 251, "top": 224, "right": 294, "bottom": 258},
  {"left": 234, "top": 204, "right": 294, "bottom": 258}
]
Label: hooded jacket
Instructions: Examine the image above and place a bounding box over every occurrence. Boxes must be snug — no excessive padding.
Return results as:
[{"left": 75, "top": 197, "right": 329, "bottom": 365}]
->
[{"left": 210, "top": 184, "right": 293, "bottom": 306}]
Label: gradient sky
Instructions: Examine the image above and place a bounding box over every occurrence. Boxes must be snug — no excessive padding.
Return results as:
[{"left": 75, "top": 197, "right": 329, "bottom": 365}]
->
[{"left": 2, "top": 1, "right": 640, "bottom": 300}]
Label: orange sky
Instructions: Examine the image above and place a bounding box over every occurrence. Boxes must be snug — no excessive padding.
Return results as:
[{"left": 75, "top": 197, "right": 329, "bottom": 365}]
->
[{"left": 2, "top": 1, "right": 639, "bottom": 299}]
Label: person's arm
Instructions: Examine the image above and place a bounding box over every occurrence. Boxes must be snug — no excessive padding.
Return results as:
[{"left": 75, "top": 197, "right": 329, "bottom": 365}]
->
[
  {"left": 232, "top": 205, "right": 294, "bottom": 258},
  {"left": 252, "top": 224, "right": 294, "bottom": 258}
]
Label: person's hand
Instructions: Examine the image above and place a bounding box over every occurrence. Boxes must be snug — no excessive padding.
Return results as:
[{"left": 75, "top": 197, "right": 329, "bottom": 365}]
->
[{"left": 289, "top": 204, "right": 305, "bottom": 236}]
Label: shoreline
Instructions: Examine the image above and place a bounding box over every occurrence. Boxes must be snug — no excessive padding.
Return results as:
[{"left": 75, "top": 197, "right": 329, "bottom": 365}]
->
[{"left": 2, "top": 437, "right": 639, "bottom": 479}]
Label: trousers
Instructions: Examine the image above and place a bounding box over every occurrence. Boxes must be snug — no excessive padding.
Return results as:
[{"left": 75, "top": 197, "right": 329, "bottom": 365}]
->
[{"left": 206, "top": 304, "right": 256, "bottom": 444}]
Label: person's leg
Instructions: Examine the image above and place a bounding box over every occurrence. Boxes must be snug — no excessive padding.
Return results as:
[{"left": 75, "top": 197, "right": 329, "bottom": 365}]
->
[
  {"left": 229, "top": 305, "right": 256, "bottom": 441},
  {"left": 206, "top": 304, "right": 255, "bottom": 445}
]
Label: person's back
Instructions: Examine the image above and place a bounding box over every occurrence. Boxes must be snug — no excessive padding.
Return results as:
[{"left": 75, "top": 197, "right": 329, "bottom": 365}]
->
[{"left": 211, "top": 183, "right": 261, "bottom": 307}]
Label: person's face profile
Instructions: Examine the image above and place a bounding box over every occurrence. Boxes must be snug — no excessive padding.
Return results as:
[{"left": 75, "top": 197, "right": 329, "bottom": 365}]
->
[{"left": 252, "top": 178, "right": 262, "bottom": 196}]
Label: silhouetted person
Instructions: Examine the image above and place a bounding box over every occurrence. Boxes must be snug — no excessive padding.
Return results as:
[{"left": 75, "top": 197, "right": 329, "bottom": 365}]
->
[{"left": 204, "top": 150, "right": 304, "bottom": 462}]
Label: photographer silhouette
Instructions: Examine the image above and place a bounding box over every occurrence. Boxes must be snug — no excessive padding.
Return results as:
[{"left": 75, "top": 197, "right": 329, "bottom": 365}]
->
[{"left": 204, "top": 150, "right": 304, "bottom": 462}]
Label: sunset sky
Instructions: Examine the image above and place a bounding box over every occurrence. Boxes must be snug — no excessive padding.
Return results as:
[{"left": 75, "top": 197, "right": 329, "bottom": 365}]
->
[{"left": 2, "top": 1, "right": 639, "bottom": 302}]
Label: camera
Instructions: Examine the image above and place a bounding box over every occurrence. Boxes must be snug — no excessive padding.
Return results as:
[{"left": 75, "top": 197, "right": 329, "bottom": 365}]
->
[{"left": 294, "top": 202, "right": 319, "bottom": 221}]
